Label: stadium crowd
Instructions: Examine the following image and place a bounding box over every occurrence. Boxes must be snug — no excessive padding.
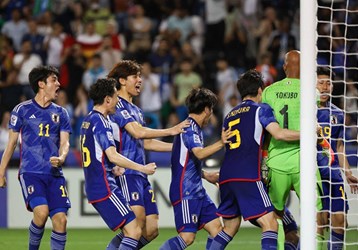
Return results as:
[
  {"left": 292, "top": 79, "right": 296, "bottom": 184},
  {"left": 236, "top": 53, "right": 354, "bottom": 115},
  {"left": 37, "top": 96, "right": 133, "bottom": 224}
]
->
[{"left": 0, "top": 0, "right": 357, "bottom": 152}]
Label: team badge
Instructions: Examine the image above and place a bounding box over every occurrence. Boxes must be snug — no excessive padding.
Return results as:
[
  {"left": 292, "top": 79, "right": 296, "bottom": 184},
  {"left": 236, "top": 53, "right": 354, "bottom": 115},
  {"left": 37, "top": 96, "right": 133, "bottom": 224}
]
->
[
  {"left": 106, "top": 131, "right": 114, "bottom": 142},
  {"left": 10, "top": 114, "right": 18, "bottom": 126},
  {"left": 121, "top": 110, "right": 131, "bottom": 119},
  {"left": 131, "top": 192, "right": 140, "bottom": 201},
  {"left": 51, "top": 113, "right": 60, "bottom": 123},
  {"left": 192, "top": 214, "right": 198, "bottom": 224},
  {"left": 330, "top": 115, "right": 337, "bottom": 124},
  {"left": 27, "top": 185, "right": 35, "bottom": 194},
  {"left": 193, "top": 134, "right": 201, "bottom": 143}
]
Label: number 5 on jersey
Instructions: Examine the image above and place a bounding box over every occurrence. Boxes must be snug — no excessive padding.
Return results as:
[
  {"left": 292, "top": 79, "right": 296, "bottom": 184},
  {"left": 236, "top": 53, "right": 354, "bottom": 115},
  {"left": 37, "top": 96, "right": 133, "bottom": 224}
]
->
[{"left": 228, "top": 118, "right": 241, "bottom": 149}]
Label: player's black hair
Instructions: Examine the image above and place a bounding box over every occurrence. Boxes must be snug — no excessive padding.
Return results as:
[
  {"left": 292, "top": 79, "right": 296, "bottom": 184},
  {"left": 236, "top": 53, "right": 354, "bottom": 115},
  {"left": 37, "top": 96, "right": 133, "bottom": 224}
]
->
[
  {"left": 89, "top": 78, "right": 116, "bottom": 105},
  {"left": 107, "top": 60, "right": 141, "bottom": 90},
  {"left": 317, "top": 67, "right": 335, "bottom": 78},
  {"left": 28, "top": 65, "right": 59, "bottom": 93},
  {"left": 185, "top": 88, "right": 217, "bottom": 114},
  {"left": 236, "top": 69, "right": 264, "bottom": 99}
]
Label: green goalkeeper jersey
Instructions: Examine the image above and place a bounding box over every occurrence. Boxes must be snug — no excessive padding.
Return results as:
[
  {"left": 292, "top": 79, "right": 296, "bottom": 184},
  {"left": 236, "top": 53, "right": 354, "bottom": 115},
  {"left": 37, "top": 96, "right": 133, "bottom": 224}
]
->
[{"left": 262, "top": 78, "right": 300, "bottom": 173}]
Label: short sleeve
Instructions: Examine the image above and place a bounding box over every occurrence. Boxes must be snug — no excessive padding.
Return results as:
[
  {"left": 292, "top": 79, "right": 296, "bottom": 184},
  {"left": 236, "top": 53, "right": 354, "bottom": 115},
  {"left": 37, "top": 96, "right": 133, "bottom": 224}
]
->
[
  {"left": 94, "top": 120, "right": 116, "bottom": 151},
  {"left": 182, "top": 130, "right": 203, "bottom": 151},
  {"left": 60, "top": 108, "right": 72, "bottom": 134},
  {"left": 9, "top": 107, "right": 23, "bottom": 132},
  {"left": 111, "top": 107, "right": 136, "bottom": 128},
  {"left": 259, "top": 103, "right": 277, "bottom": 128}
]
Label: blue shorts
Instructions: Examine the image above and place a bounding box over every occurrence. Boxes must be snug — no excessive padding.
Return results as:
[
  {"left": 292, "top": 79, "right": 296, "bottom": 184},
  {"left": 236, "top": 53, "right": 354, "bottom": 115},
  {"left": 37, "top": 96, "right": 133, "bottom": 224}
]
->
[
  {"left": 116, "top": 174, "right": 158, "bottom": 215},
  {"left": 217, "top": 181, "right": 274, "bottom": 221},
  {"left": 173, "top": 193, "right": 218, "bottom": 233},
  {"left": 19, "top": 173, "right": 71, "bottom": 213},
  {"left": 321, "top": 179, "right": 349, "bottom": 213},
  {"left": 92, "top": 188, "right": 136, "bottom": 231}
]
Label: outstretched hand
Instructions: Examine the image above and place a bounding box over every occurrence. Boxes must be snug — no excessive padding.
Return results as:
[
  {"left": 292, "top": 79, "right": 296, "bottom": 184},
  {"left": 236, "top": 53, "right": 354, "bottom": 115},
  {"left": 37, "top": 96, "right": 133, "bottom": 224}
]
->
[
  {"left": 346, "top": 173, "right": 358, "bottom": 194},
  {"left": 221, "top": 127, "right": 234, "bottom": 144},
  {"left": 203, "top": 170, "right": 219, "bottom": 186},
  {"left": 171, "top": 119, "right": 190, "bottom": 135}
]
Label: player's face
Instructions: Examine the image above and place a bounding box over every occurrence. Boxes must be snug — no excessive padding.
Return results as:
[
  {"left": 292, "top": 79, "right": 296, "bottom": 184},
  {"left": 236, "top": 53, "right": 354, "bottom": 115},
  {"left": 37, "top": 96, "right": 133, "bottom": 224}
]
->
[
  {"left": 316, "top": 74, "right": 332, "bottom": 104},
  {"left": 44, "top": 74, "right": 61, "bottom": 100},
  {"left": 124, "top": 72, "right": 142, "bottom": 97}
]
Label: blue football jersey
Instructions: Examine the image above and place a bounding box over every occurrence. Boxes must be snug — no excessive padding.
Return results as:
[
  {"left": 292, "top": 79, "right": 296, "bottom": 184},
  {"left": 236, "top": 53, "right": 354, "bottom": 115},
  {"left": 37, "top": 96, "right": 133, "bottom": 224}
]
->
[
  {"left": 9, "top": 99, "right": 71, "bottom": 176},
  {"left": 80, "top": 110, "right": 117, "bottom": 203},
  {"left": 317, "top": 102, "right": 344, "bottom": 181},
  {"left": 109, "top": 97, "right": 147, "bottom": 178},
  {"left": 169, "top": 117, "right": 205, "bottom": 204},
  {"left": 219, "top": 100, "right": 277, "bottom": 183}
]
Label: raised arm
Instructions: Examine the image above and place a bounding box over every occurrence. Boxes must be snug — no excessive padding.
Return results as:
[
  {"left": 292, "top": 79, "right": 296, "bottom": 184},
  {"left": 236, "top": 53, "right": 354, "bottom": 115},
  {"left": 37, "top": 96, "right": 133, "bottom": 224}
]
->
[
  {"left": 124, "top": 119, "right": 189, "bottom": 139},
  {"left": 265, "top": 122, "right": 300, "bottom": 141},
  {"left": 192, "top": 128, "right": 232, "bottom": 160},
  {"left": 105, "top": 146, "right": 156, "bottom": 175},
  {"left": 0, "top": 130, "right": 19, "bottom": 187},
  {"left": 144, "top": 139, "right": 173, "bottom": 152}
]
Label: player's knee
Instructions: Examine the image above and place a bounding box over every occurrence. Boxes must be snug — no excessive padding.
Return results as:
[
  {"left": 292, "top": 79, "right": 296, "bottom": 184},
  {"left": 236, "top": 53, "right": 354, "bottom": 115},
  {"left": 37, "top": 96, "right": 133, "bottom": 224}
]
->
[
  {"left": 146, "top": 227, "right": 159, "bottom": 241},
  {"left": 179, "top": 233, "right": 195, "bottom": 246},
  {"left": 51, "top": 213, "right": 68, "bottom": 232},
  {"left": 33, "top": 209, "right": 49, "bottom": 226}
]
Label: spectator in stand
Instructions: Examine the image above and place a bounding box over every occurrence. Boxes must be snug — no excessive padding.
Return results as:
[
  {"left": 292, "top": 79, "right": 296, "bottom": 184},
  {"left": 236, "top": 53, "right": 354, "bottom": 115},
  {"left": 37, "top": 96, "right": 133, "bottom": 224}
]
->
[
  {"left": 1, "top": 8, "right": 29, "bottom": 52},
  {"left": 73, "top": 85, "right": 93, "bottom": 149},
  {"left": 37, "top": 10, "right": 54, "bottom": 36},
  {"left": 13, "top": 39, "right": 42, "bottom": 99},
  {"left": 268, "top": 15, "right": 296, "bottom": 73},
  {"left": 60, "top": 43, "right": 87, "bottom": 105},
  {"left": 127, "top": 4, "right": 152, "bottom": 59},
  {"left": 255, "top": 53, "right": 277, "bottom": 88},
  {"left": 98, "top": 34, "right": 123, "bottom": 72},
  {"left": 76, "top": 21, "right": 102, "bottom": 60},
  {"left": 82, "top": 53, "right": 108, "bottom": 92},
  {"left": 170, "top": 59, "right": 202, "bottom": 121},
  {"left": 105, "top": 19, "right": 126, "bottom": 52},
  {"left": 84, "top": 1, "right": 113, "bottom": 36},
  {"left": 23, "top": 19, "right": 46, "bottom": 63},
  {"left": 165, "top": 7, "right": 193, "bottom": 46},
  {"left": 139, "top": 62, "right": 162, "bottom": 129},
  {"left": 44, "top": 22, "right": 66, "bottom": 69},
  {"left": 215, "top": 56, "right": 240, "bottom": 113},
  {"left": 0, "top": 111, "right": 12, "bottom": 151},
  {"left": 253, "top": 6, "right": 279, "bottom": 63},
  {"left": 204, "top": 0, "right": 226, "bottom": 52},
  {"left": 113, "top": 0, "right": 131, "bottom": 33}
]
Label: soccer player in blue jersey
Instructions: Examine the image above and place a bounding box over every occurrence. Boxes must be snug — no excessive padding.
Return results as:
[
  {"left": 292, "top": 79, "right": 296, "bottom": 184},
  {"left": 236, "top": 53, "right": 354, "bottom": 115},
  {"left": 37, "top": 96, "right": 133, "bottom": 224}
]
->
[
  {"left": 209, "top": 70, "right": 300, "bottom": 250},
  {"left": 160, "top": 87, "right": 232, "bottom": 250},
  {"left": 80, "top": 78, "right": 157, "bottom": 250},
  {"left": 107, "top": 60, "right": 189, "bottom": 249},
  {"left": 0, "top": 66, "right": 71, "bottom": 250},
  {"left": 315, "top": 67, "right": 358, "bottom": 250}
]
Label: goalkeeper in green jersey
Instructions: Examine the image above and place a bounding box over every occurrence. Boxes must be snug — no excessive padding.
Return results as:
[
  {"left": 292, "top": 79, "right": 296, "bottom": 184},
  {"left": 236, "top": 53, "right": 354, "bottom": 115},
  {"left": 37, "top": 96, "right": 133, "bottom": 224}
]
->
[{"left": 262, "top": 50, "right": 301, "bottom": 250}]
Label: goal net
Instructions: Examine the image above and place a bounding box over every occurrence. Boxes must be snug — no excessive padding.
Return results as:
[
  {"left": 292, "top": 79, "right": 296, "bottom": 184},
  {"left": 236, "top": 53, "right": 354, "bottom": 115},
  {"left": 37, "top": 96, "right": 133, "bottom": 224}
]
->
[{"left": 315, "top": 0, "right": 358, "bottom": 249}]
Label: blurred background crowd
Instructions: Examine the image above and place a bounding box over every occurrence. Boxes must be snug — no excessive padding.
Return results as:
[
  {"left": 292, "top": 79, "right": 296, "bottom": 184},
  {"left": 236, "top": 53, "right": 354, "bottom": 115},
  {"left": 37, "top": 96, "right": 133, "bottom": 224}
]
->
[{"left": 0, "top": 0, "right": 357, "bottom": 163}]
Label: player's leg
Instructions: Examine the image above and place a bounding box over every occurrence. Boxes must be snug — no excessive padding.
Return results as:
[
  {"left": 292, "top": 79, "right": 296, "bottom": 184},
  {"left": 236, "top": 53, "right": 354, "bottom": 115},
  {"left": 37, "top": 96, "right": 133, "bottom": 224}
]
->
[
  {"left": 208, "top": 217, "right": 240, "bottom": 250},
  {"left": 267, "top": 170, "right": 292, "bottom": 250},
  {"left": 327, "top": 181, "right": 348, "bottom": 250},
  {"left": 19, "top": 173, "right": 49, "bottom": 250},
  {"left": 138, "top": 181, "right": 159, "bottom": 249},
  {"left": 160, "top": 199, "right": 202, "bottom": 249},
  {"left": 256, "top": 211, "right": 279, "bottom": 250},
  {"left": 116, "top": 175, "right": 153, "bottom": 248},
  {"left": 282, "top": 208, "right": 300, "bottom": 250},
  {"left": 48, "top": 176, "right": 71, "bottom": 250},
  {"left": 200, "top": 194, "right": 222, "bottom": 249},
  {"left": 91, "top": 189, "right": 141, "bottom": 250}
]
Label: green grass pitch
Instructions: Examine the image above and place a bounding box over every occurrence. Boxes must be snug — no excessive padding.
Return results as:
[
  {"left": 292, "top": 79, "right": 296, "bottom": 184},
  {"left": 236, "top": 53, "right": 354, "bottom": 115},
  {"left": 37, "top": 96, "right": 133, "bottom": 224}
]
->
[{"left": 1, "top": 227, "right": 357, "bottom": 249}]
